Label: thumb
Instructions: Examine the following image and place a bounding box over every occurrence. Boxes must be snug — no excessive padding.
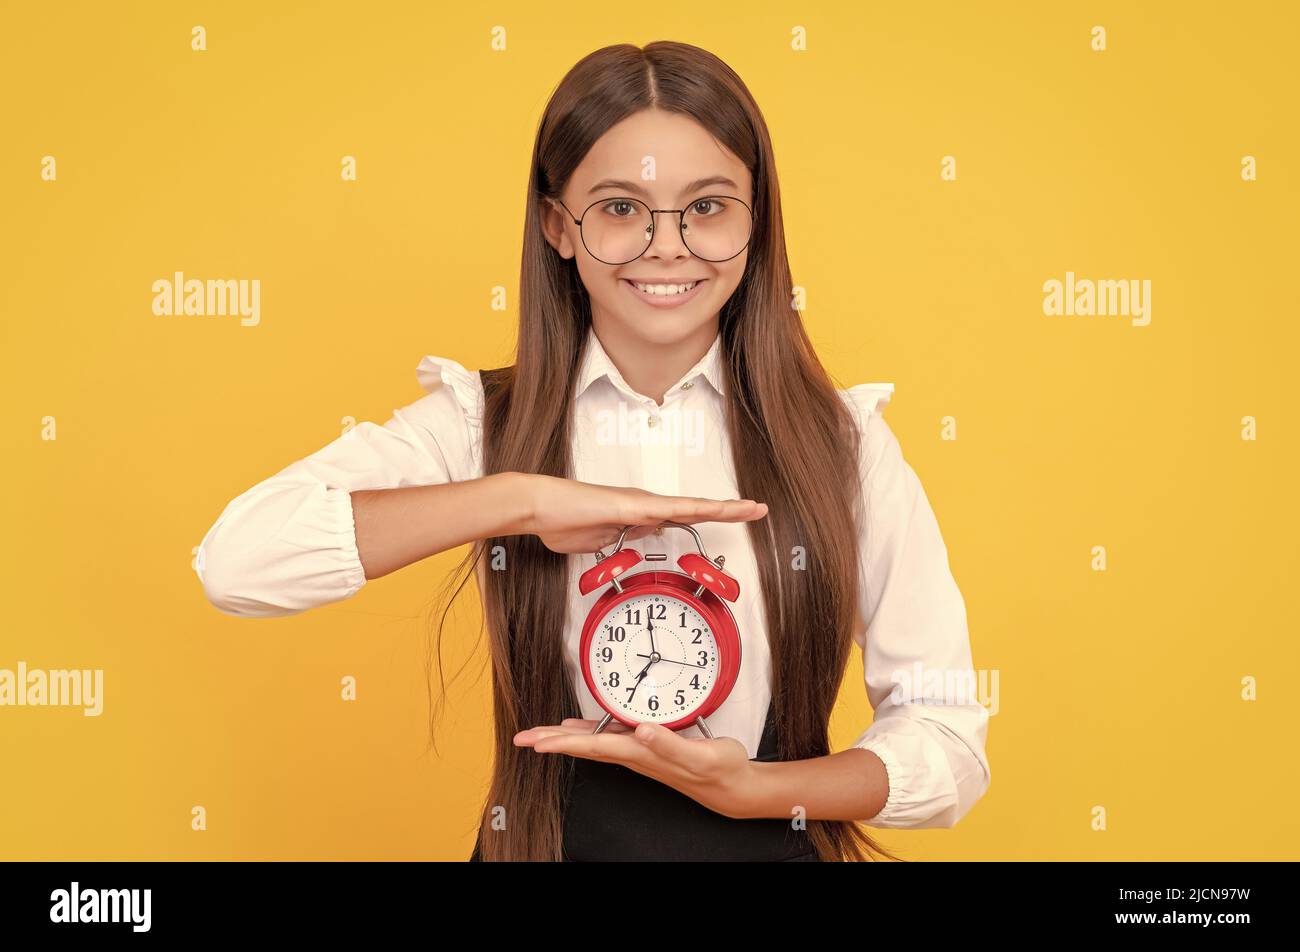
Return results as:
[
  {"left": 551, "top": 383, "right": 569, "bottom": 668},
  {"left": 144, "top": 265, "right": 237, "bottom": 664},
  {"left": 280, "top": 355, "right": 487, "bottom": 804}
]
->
[
  {"left": 634, "top": 722, "right": 660, "bottom": 744},
  {"left": 633, "top": 722, "right": 705, "bottom": 766}
]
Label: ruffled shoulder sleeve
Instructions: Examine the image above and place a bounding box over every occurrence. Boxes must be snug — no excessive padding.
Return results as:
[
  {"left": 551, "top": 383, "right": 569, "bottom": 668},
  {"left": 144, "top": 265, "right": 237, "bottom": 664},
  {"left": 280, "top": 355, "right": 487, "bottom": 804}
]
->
[
  {"left": 838, "top": 381, "right": 896, "bottom": 514},
  {"left": 415, "top": 355, "right": 485, "bottom": 476},
  {"left": 839, "top": 382, "right": 895, "bottom": 424},
  {"left": 839, "top": 383, "right": 895, "bottom": 471}
]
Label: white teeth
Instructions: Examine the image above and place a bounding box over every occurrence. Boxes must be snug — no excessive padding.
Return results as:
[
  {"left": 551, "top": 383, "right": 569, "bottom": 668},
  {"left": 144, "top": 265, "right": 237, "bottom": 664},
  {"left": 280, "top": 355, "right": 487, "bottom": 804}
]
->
[{"left": 631, "top": 280, "right": 698, "bottom": 296}]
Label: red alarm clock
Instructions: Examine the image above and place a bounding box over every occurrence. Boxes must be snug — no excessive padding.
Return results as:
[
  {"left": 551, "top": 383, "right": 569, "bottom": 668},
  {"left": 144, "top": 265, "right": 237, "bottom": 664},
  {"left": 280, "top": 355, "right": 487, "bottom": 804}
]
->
[{"left": 578, "top": 520, "right": 741, "bottom": 737}]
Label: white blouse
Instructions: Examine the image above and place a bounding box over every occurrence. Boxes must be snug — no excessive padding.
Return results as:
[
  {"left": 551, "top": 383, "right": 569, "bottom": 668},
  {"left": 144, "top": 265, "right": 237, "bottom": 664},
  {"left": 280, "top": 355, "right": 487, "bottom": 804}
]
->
[{"left": 197, "top": 326, "right": 991, "bottom": 829}]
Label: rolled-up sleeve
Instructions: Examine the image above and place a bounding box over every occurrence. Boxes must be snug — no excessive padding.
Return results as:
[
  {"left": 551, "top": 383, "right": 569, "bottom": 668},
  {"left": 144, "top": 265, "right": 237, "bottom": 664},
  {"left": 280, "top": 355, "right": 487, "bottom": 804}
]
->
[
  {"left": 197, "top": 357, "right": 480, "bottom": 618},
  {"left": 841, "top": 386, "right": 991, "bottom": 829}
]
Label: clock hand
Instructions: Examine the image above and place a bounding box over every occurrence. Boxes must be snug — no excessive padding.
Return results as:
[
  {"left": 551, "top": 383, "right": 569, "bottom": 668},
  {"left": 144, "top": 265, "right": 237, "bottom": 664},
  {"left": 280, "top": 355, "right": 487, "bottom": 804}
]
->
[
  {"left": 647, "top": 614, "right": 656, "bottom": 656},
  {"left": 624, "top": 655, "right": 657, "bottom": 703},
  {"left": 635, "top": 652, "right": 708, "bottom": 669}
]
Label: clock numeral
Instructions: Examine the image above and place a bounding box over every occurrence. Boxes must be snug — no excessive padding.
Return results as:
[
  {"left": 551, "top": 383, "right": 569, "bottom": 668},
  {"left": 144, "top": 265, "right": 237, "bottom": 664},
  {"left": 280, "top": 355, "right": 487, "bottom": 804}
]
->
[
  {"left": 690, "top": 674, "right": 701, "bottom": 690},
  {"left": 624, "top": 608, "right": 641, "bottom": 625},
  {"left": 691, "top": 628, "right": 703, "bottom": 644},
  {"left": 649, "top": 603, "right": 667, "bottom": 620},
  {"left": 609, "top": 626, "right": 627, "bottom": 642},
  {"left": 697, "top": 650, "right": 708, "bottom": 667},
  {"left": 599, "top": 646, "right": 612, "bottom": 663},
  {"left": 679, "top": 611, "right": 687, "bottom": 627},
  {"left": 648, "top": 695, "right": 659, "bottom": 712},
  {"left": 608, "top": 671, "right": 620, "bottom": 687},
  {"left": 674, "top": 690, "right": 685, "bottom": 706}
]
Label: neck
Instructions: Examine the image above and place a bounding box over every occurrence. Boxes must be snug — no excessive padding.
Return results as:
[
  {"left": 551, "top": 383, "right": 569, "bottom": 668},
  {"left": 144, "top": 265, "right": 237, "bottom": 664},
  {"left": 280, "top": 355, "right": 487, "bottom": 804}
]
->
[{"left": 590, "top": 317, "right": 719, "bottom": 406}]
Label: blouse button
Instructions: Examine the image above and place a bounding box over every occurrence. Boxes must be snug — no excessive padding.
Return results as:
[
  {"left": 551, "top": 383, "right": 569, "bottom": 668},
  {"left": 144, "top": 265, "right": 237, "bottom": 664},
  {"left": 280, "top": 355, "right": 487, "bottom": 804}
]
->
[
  {"left": 647, "top": 415, "right": 659, "bottom": 428},
  {"left": 681, "top": 381, "right": 694, "bottom": 390}
]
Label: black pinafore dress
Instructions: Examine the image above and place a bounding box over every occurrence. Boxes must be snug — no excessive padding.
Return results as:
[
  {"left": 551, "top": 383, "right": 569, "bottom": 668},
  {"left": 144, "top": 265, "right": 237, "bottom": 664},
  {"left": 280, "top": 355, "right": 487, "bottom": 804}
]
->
[{"left": 468, "top": 702, "right": 819, "bottom": 861}]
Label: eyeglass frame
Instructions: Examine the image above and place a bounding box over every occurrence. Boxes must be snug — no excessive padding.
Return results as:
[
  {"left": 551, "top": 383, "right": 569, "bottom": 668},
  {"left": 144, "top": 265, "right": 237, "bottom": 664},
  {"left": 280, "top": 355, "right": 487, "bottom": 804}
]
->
[{"left": 548, "top": 194, "right": 755, "bottom": 265}]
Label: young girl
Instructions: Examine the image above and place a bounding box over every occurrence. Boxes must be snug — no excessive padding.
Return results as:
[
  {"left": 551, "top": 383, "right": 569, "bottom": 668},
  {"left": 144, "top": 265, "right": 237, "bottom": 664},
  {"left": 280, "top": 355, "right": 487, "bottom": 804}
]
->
[{"left": 197, "top": 41, "right": 990, "bottom": 862}]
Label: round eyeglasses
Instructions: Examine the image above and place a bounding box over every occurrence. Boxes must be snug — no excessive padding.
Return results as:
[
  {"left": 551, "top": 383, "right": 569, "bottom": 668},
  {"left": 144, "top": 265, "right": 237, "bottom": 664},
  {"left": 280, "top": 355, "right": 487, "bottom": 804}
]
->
[{"left": 552, "top": 194, "right": 754, "bottom": 265}]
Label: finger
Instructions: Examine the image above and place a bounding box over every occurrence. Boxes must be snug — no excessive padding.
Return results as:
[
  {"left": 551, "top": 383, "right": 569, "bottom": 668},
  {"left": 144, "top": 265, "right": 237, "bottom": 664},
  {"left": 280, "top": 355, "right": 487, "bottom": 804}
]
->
[
  {"left": 641, "top": 496, "right": 767, "bottom": 526},
  {"left": 559, "top": 717, "right": 632, "bottom": 733},
  {"left": 516, "top": 720, "right": 634, "bottom": 745},
  {"left": 685, "top": 497, "right": 766, "bottom": 523},
  {"left": 531, "top": 731, "right": 658, "bottom": 767},
  {"left": 513, "top": 724, "right": 593, "bottom": 745}
]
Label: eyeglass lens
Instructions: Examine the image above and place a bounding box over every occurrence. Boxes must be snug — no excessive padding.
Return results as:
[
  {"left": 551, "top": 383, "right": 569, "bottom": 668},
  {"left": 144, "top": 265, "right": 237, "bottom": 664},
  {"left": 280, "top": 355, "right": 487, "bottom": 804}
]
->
[{"left": 580, "top": 196, "right": 751, "bottom": 264}]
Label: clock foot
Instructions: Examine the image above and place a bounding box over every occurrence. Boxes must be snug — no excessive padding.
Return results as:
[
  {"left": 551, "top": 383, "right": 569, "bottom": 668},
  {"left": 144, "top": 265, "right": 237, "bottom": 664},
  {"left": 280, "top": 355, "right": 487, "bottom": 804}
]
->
[
  {"left": 593, "top": 713, "right": 613, "bottom": 735},
  {"left": 695, "top": 716, "right": 714, "bottom": 740}
]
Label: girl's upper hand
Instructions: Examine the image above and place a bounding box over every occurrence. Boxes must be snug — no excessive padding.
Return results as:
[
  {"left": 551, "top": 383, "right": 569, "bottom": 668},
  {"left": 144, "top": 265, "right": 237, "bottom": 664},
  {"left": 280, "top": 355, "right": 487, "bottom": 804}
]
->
[{"left": 520, "top": 473, "right": 769, "bottom": 555}]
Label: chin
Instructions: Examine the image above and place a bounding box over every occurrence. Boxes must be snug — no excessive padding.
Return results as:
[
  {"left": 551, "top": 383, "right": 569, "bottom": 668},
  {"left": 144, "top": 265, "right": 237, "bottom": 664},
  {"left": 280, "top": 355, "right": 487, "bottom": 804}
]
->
[{"left": 611, "top": 312, "right": 714, "bottom": 347}]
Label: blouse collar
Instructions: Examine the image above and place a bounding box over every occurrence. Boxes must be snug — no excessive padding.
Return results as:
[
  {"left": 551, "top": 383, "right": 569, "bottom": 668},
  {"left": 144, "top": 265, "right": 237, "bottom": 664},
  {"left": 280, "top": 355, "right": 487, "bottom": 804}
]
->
[{"left": 573, "top": 325, "right": 728, "bottom": 404}]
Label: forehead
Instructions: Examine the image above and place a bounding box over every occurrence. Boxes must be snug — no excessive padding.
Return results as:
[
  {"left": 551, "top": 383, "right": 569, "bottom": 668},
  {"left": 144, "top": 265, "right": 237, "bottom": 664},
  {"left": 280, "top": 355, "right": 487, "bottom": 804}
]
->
[{"left": 569, "top": 108, "right": 752, "bottom": 202}]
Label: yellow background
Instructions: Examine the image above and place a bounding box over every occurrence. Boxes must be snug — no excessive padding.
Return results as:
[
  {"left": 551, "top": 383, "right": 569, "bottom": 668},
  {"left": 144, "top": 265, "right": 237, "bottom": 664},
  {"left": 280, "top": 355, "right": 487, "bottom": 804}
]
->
[{"left": 2, "top": 1, "right": 1296, "bottom": 860}]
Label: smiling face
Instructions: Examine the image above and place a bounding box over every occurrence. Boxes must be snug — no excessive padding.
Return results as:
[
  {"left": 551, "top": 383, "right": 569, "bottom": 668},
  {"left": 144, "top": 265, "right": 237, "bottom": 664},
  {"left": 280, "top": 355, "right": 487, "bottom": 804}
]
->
[{"left": 541, "top": 108, "right": 754, "bottom": 348}]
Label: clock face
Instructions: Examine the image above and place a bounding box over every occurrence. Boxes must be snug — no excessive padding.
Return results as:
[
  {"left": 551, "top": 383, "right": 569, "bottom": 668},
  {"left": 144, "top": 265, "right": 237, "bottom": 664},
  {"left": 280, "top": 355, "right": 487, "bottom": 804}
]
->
[{"left": 587, "top": 592, "right": 719, "bottom": 724}]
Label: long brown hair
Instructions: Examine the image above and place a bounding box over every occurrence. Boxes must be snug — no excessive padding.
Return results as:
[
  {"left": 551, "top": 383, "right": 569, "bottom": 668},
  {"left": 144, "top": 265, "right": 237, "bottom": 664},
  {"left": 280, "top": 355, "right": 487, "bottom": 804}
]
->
[{"left": 428, "top": 41, "right": 897, "bottom": 862}]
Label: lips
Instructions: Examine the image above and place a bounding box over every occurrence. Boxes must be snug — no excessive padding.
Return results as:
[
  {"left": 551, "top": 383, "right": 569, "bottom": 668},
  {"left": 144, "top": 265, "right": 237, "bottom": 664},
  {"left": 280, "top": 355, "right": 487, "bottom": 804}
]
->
[
  {"left": 621, "top": 278, "right": 709, "bottom": 308},
  {"left": 623, "top": 278, "right": 708, "bottom": 285}
]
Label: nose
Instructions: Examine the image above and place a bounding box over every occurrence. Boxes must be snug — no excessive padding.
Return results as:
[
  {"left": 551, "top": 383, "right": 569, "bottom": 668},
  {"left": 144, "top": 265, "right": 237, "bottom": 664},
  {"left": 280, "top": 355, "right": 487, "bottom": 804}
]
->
[{"left": 644, "top": 209, "right": 691, "bottom": 259}]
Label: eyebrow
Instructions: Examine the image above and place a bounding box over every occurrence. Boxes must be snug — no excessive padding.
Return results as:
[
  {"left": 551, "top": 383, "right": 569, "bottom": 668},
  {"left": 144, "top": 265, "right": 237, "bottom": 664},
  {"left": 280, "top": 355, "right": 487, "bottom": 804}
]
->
[{"left": 587, "top": 175, "right": 741, "bottom": 199}]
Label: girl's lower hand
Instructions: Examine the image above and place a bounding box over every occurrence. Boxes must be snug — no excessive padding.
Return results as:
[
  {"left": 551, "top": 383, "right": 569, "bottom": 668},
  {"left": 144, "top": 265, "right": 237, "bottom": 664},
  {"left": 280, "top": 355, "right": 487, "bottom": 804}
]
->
[
  {"left": 514, "top": 718, "right": 758, "bottom": 819},
  {"left": 519, "top": 474, "right": 768, "bottom": 555}
]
